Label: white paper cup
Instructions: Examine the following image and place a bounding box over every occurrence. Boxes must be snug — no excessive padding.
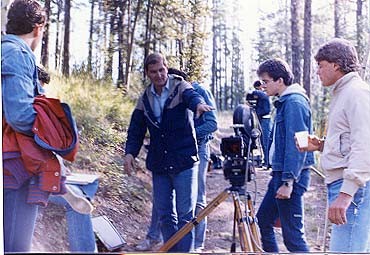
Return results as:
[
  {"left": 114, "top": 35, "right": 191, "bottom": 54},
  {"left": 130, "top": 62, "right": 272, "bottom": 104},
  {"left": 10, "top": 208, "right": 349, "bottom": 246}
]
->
[{"left": 295, "top": 131, "right": 309, "bottom": 149}]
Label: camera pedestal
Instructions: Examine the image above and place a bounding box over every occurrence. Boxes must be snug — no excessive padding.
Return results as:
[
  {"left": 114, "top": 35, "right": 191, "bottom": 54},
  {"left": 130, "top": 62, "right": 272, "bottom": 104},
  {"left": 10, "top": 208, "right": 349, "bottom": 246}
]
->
[{"left": 157, "top": 186, "right": 262, "bottom": 253}]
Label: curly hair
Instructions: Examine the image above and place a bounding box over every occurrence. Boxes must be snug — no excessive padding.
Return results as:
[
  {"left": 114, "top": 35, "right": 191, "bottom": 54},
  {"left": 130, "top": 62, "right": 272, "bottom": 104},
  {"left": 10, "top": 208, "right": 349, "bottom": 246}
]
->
[
  {"left": 257, "top": 58, "right": 294, "bottom": 85},
  {"left": 6, "top": 0, "right": 46, "bottom": 35},
  {"left": 314, "top": 38, "right": 360, "bottom": 74}
]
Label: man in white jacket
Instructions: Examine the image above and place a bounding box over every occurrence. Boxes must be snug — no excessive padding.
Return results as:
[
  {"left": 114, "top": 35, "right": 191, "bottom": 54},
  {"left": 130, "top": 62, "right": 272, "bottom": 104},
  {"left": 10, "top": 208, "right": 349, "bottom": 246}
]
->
[{"left": 301, "top": 38, "right": 370, "bottom": 252}]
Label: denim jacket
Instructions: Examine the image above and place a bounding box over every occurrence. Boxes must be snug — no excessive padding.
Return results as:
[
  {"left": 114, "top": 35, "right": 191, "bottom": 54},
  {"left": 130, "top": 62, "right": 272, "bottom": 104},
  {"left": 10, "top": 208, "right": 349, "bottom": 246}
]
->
[
  {"left": 270, "top": 84, "right": 315, "bottom": 181},
  {"left": 192, "top": 81, "right": 218, "bottom": 143},
  {"left": 2, "top": 34, "right": 44, "bottom": 136}
]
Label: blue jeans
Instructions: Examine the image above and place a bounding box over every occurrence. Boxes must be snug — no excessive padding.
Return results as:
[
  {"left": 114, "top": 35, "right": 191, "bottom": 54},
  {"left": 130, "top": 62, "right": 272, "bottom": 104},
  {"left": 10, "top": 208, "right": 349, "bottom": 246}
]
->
[
  {"left": 328, "top": 179, "right": 370, "bottom": 252},
  {"left": 259, "top": 118, "right": 271, "bottom": 165},
  {"left": 256, "top": 170, "right": 310, "bottom": 252},
  {"left": 48, "top": 181, "right": 99, "bottom": 252},
  {"left": 146, "top": 199, "right": 162, "bottom": 242},
  {"left": 4, "top": 180, "right": 39, "bottom": 252},
  {"left": 152, "top": 166, "right": 197, "bottom": 252},
  {"left": 194, "top": 141, "right": 210, "bottom": 250}
]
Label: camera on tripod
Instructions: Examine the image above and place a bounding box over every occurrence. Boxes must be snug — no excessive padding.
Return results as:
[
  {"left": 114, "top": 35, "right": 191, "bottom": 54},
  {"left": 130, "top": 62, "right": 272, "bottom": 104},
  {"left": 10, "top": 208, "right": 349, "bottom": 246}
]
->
[{"left": 220, "top": 104, "right": 262, "bottom": 188}]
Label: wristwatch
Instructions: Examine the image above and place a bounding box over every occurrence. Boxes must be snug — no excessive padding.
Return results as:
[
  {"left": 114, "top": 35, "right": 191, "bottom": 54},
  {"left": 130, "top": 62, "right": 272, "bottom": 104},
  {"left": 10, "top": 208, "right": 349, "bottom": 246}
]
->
[{"left": 318, "top": 137, "right": 326, "bottom": 152}]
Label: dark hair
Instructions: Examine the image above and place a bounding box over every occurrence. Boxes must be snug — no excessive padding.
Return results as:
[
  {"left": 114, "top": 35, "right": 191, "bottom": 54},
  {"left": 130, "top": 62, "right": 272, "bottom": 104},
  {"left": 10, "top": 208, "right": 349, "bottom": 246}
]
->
[
  {"left": 257, "top": 58, "right": 294, "bottom": 85},
  {"left": 6, "top": 0, "right": 46, "bottom": 35},
  {"left": 37, "top": 65, "right": 50, "bottom": 84},
  {"left": 253, "top": 80, "right": 262, "bottom": 88},
  {"left": 168, "top": 67, "right": 188, "bottom": 81},
  {"left": 314, "top": 38, "right": 360, "bottom": 74},
  {"left": 144, "top": 53, "right": 167, "bottom": 71}
]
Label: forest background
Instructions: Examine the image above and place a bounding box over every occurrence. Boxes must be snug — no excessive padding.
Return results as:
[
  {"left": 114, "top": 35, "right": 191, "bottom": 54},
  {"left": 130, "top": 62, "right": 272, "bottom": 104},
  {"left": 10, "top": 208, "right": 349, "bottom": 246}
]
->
[
  {"left": 2, "top": 0, "right": 370, "bottom": 130},
  {"left": 36, "top": 0, "right": 370, "bottom": 189},
  {"left": 3, "top": 0, "right": 369, "bottom": 133},
  {"left": 1, "top": 0, "right": 370, "bottom": 252}
]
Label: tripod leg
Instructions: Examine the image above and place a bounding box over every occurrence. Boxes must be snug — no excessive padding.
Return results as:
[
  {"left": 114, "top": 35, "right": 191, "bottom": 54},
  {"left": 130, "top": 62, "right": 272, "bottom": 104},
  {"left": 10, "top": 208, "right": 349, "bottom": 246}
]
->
[
  {"left": 232, "top": 192, "right": 253, "bottom": 252},
  {"left": 247, "top": 196, "right": 262, "bottom": 251},
  {"left": 230, "top": 208, "right": 237, "bottom": 252},
  {"left": 158, "top": 189, "right": 231, "bottom": 252}
]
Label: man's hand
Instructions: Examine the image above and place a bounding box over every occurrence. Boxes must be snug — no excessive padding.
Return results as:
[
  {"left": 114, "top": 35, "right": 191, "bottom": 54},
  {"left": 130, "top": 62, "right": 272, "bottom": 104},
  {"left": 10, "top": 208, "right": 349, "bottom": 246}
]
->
[
  {"left": 123, "top": 154, "right": 136, "bottom": 176},
  {"left": 296, "top": 134, "right": 323, "bottom": 152},
  {"left": 328, "top": 192, "right": 352, "bottom": 225},
  {"left": 275, "top": 182, "right": 293, "bottom": 199},
  {"left": 196, "top": 103, "right": 215, "bottom": 118}
]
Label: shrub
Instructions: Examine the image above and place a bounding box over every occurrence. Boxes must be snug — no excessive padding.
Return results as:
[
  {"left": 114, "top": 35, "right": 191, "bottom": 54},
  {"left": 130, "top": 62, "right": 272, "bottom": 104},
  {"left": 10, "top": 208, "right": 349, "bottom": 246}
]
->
[{"left": 44, "top": 73, "right": 134, "bottom": 162}]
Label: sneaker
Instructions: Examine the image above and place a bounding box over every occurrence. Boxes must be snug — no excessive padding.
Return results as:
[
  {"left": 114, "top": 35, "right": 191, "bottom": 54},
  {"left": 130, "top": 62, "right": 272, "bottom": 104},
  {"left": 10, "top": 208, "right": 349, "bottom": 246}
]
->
[
  {"left": 135, "top": 238, "right": 161, "bottom": 251},
  {"left": 62, "top": 185, "right": 94, "bottom": 215}
]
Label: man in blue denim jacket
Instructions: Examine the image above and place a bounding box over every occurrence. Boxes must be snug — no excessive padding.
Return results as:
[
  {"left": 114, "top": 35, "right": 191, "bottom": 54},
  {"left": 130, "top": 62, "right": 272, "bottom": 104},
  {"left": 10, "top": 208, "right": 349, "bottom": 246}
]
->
[
  {"left": 2, "top": 0, "right": 47, "bottom": 252},
  {"left": 255, "top": 58, "right": 314, "bottom": 252},
  {"left": 192, "top": 80, "right": 218, "bottom": 251}
]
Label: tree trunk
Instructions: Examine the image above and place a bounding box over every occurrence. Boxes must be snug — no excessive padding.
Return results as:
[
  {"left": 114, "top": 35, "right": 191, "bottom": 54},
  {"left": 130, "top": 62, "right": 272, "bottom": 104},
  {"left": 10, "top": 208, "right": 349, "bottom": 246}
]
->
[
  {"left": 55, "top": 0, "right": 62, "bottom": 70},
  {"left": 62, "top": 0, "right": 71, "bottom": 76},
  {"left": 360, "top": 33, "right": 370, "bottom": 79},
  {"left": 125, "top": 0, "right": 143, "bottom": 90},
  {"left": 223, "top": 36, "right": 228, "bottom": 110},
  {"left": 291, "top": 0, "right": 301, "bottom": 84},
  {"left": 284, "top": 0, "right": 290, "bottom": 64},
  {"left": 87, "top": 0, "right": 95, "bottom": 73},
  {"left": 41, "top": 0, "right": 50, "bottom": 68},
  {"left": 117, "top": 1, "right": 127, "bottom": 88},
  {"left": 100, "top": 2, "right": 108, "bottom": 78},
  {"left": 356, "top": 0, "right": 366, "bottom": 64},
  {"left": 211, "top": 21, "right": 218, "bottom": 102},
  {"left": 105, "top": 7, "right": 115, "bottom": 79},
  {"left": 334, "top": 0, "right": 343, "bottom": 37},
  {"left": 144, "top": 0, "right": 152, "bottom": 64},
  {"left": 303, "top": 0, "right": 312, "bottom": 98},
  {"left": 212, "top": 0, "right": 224, "bottom": 111}
]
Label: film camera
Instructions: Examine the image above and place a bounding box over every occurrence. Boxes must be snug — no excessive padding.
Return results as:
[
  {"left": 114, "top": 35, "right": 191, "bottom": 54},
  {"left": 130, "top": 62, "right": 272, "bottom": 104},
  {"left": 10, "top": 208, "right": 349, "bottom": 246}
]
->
[{"left": 220, "top": 104, "right": 262, "bottom": 188}]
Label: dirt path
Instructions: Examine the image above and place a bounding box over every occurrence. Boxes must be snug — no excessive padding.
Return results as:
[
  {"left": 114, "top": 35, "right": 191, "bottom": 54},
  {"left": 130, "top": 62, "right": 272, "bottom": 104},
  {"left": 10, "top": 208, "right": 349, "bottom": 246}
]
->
[
  {"left": 31, "top": 113, "right": 328, "bottom": 253},
  {"left": 202, "top": 123, "right": 328, "bottom": 253},
  {"left": 198, "top": 165, "right": 327, "bottom": 253}
]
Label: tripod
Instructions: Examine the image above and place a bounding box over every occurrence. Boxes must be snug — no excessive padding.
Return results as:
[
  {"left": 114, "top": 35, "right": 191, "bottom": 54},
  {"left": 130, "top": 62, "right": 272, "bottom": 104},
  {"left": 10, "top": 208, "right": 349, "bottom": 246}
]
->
[
  {"left": 157, "top": 185, "right": 263, "bottom": 253},
  {"left": 158, "top": 111, "right": 264, "bottom": 252}
]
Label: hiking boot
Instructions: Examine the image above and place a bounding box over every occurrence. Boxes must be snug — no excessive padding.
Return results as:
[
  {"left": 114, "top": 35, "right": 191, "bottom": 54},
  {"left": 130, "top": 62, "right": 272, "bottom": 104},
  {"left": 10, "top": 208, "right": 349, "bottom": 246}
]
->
[
  {"left": 135, "top": 238, "right": 161, "bottom": 251},
  {"left": 62, "top": 185, "right": 94, "bottom": 215}
]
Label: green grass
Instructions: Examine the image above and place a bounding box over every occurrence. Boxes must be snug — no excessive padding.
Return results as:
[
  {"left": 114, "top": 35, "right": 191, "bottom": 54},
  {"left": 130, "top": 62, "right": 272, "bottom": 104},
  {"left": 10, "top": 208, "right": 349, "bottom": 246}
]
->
[{"left": 44, "top": 73, "right": 135, "bottom": 173}]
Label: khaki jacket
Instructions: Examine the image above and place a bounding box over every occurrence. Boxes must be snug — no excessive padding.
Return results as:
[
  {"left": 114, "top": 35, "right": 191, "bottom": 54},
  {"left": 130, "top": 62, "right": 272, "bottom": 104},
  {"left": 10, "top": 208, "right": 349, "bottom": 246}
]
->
[{"left": 321, "top": 72, "right": 370, "bottom": 196}]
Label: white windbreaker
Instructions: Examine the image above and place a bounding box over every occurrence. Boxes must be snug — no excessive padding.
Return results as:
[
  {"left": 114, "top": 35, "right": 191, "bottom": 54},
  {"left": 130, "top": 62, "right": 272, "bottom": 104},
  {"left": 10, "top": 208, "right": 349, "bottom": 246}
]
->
[{"left": 321, "top": 72, "right": 370, "bottom": 196}]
